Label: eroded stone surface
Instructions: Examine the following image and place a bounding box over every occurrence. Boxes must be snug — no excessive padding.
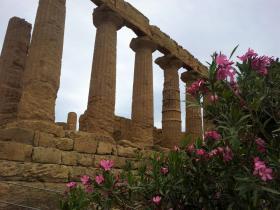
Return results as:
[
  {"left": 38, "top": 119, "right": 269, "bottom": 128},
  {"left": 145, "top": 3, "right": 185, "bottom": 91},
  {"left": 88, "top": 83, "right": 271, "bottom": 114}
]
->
[
  {"left": 17, "top": 0, "right": 66, "bottom": 122},
  {"left": 0, "top": 17, "right": 31, "bottom": 126}
]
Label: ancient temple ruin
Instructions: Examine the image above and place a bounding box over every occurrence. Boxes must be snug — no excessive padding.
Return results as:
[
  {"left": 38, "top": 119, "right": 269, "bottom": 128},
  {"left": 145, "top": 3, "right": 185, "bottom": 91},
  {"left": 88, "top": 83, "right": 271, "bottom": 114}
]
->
[{"left": 0, "top": 0, "right": 209, "bottom": 209}]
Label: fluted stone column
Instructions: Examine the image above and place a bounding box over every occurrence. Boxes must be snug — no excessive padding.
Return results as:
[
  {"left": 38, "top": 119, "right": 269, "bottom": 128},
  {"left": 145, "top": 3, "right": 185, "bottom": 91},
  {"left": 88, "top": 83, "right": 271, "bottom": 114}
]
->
[
  {"left": 155, "top": 55, "right": 183, "bottom": 148},
  {"left": 130, "top": 36, "right": 157, "bottom": 146},
  {"left": 86, "top": 6, "right": 124, "bottom": 136},
  {"left": 17, "top": 0, "right": 66, "bottom": 122},
  {"left": 181, "top": 71, "right": 203, "bottom": 141},
  {"left": 67, "top": 112, "right": 77, "bottom": 130},
  {"left": 0, "top": 17, "right": 31, "bottom": 126}
]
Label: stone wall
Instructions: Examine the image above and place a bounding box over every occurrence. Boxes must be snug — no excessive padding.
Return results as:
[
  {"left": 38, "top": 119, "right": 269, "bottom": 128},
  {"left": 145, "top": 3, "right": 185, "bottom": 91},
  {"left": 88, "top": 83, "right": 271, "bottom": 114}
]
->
[{"left": 0, "top": 126, "right": 161, "bottom": 209}]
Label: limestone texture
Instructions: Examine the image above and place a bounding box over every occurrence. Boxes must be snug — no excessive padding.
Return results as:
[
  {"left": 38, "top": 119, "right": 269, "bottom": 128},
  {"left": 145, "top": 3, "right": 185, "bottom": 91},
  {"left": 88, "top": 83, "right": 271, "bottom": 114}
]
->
[
  {"left": 86, "top": 6, "right": 124, "bottom": 136},
  {"left": 181, "top": 71, "right": 203, "bottom": 141},
  {"left": 67, "top": 112, "right": 77, "bottom": 130},
  {"left": 155, "top": 55, "right": 183, "bottom": 148},
  {"left": 130, "top": 36, "right": 157, "bottom": 146},
  {"left": 0, "top": 17, "right": 31, "bottom": 126},
  {"left": 17, "top": 0, "right": 66, "bottom": 122}
]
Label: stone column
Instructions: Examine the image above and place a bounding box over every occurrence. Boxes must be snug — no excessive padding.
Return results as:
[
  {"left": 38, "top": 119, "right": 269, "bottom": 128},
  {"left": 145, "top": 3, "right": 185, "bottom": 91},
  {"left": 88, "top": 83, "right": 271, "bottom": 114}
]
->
[
  {"left": 130, "top": 36, "right": 157, "bottom": 146},
  {"left": 181, "top": 71, "right": 203, "bottom": 142},
  {"left": 0, "top": 17, "right": 31, "bottom": 126},
  {"left": 67, "top": 112, "right": 77, "bottom": 130},
  {"left": 86, "top": 6, "right": 124, "bottom": 136},
  {"left": 203, "top": 93, "right": 215, "bottom": 132},
  {"left": 17, "top": 0, "right": 66, "bottom": 122},
  {"left": 155, "top": 55, "right": 183, "bottom": 148}
]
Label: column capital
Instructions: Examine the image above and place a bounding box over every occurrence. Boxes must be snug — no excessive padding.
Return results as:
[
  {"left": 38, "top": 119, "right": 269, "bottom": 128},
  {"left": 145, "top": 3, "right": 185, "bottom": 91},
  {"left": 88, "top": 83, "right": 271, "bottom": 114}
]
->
[
  {"left": 181, "top": 70, "right": 201, "bottom": 84},
  {"left": 93, "top": 6, "right": 124, "bottom": 30},
  {"left": 130, "top": 36, "right": 157, "bottom": 52},
  {"left": 155, "top": 54, "right": 183, "bottom": 70}
]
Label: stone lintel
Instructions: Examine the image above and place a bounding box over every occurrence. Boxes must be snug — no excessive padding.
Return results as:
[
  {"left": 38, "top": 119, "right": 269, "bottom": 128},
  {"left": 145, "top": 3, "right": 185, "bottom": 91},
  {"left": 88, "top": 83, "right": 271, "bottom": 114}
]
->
[{"left": 90, "top": 0, "right": 208, "bottom": 76}]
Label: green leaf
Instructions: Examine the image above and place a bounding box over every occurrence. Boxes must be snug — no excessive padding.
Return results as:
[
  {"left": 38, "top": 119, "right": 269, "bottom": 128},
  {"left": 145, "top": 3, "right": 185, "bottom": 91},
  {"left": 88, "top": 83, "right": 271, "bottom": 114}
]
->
[
  {"left": 260, "top": 186, "right": 280, "bottom": 195},
  {"left": 229, "top": 45, "right": 239, "bottom": 59}
]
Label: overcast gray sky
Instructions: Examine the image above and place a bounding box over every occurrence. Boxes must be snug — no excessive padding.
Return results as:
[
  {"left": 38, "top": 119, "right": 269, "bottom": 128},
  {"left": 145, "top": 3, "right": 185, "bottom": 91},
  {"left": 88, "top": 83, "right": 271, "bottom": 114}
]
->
[{"left": 0, "top": 0, "right": 279, "bottom": 130}]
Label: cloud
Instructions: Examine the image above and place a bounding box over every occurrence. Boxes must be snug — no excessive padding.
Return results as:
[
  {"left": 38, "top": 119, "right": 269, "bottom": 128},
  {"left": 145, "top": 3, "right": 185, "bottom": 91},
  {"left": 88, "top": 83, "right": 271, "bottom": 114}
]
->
[{"left": 0, "top": 0, "right": 279, "bottom": 131}]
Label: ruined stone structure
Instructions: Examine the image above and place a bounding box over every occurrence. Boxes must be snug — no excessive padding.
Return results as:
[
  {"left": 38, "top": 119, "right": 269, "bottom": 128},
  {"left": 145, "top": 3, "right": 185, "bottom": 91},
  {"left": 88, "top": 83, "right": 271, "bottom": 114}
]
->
[
  {"left": 181, "top": 71, "right": 203, "bottom": 141},
  {"left": 0, "top": 0, "right": 209, "bottom": 209},
  {"left": 0, "top": 17, "right": 31, "bottom": 126}
]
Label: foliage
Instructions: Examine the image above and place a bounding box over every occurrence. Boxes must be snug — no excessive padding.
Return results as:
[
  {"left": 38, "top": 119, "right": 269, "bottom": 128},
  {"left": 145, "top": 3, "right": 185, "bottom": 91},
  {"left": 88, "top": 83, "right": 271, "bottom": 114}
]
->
[{"left": 60, "top": 48, "right": 280, "bottom": 209}]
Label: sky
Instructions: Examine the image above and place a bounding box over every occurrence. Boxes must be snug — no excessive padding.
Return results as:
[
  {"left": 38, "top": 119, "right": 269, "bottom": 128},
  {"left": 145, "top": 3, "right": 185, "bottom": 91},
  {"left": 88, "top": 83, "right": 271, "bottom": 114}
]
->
[{"left": 0, "top": 0, "right": 279, "bottom": 130}]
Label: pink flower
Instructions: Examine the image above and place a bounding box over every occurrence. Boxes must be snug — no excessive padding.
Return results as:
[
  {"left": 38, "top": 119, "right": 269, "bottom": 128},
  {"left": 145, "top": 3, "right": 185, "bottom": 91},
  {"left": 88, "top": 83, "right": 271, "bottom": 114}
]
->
[
  {"left": 187, "top": 144, "right": 195, "bottom": 153},
  {"left": 95, "top": 174, "right": 105, "bottom": 185},
  {"left": 80, "top": 175, "right": 90, "bottom": 185},
  {"left": 253, "top": 157, "right": 273, "bottom": 181},
  {"left": 100, "top": 160, "right": 114, "bottom": 171},
  {"left": 238, "top": 48, "right": 258, "bottom": 61},
  {"left": 196, "top": 149, "right": 206, "bottom": 156},
  {"left": 210, "top": 94, "right": 218, "bottom": 102},
  {"left": 161, "top": 167, "right": 169, "bottom": 175},
  {"left": 85, "top": 185, "right": 93, "bottom": 193},
  {"left": 251, "top": 56, "right": 272, "bottom": 76},
  {"left": 187, "top": 79, "right": 206, "bottom": 96},
  {"left": 66, "top": 182, "right": 77, "bottom": 188},
  {"left": 208, "top": 148, "right": 219, "bottom": 158},
  {"left": 174, "top": 145, "right": 180, "bottom": 151},
  {"left": 205, "top": 131, "right": 222, "bottom": 141},
  {"left": 152, "top": 196, "right": 161, "bottom": 205},
  {"left": 215, "top": 54, "right": 235, "bottom": 82},
  {"left": 222, "top": 146, "right": 233, "bottom": 162},
  {"left": 255, "top": 138, "right": 266, "bottom": 153}
]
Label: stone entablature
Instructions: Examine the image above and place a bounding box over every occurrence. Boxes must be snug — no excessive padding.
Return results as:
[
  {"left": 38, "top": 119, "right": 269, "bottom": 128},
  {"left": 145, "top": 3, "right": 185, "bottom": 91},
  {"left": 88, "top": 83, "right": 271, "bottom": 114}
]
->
[{"left": 90, "top": 0, "right": 208, "bottom": 76}]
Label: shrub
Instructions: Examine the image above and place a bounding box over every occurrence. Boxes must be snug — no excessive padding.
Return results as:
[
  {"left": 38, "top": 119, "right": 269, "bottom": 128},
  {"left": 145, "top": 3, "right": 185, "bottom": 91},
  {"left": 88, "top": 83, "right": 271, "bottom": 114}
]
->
[{"left": 60, "top": 48, "right": 280, "bottom": 210}]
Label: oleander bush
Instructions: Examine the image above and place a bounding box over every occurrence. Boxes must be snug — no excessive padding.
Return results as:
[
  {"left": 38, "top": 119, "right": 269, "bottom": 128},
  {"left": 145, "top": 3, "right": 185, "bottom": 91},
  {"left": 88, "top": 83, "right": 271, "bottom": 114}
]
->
[{"left": 60, "top": 48, "right": 280, "bottom": 210}]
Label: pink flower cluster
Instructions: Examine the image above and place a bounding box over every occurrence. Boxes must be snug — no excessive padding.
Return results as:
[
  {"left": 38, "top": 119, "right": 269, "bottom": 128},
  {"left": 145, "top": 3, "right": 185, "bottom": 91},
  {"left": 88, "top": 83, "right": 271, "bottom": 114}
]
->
[
  {"left": 238, "top": 48, "right": 273, "bottom": 76},
  {"left": 215, "top": 54, "right": 235, "bottom": 82},
  {"left": 95, "top": 174, "right": 105, "bottom": 185},
  {"left": 66, "top": 181, "right": 77, "bottom": 189},
  {"left": 187, "top": 79, "right": 206, "bottom": 96},
  {"left": 100, "top": 159, "right": 114, "bottom": 171},
  {"left": 253, "top": 157, "right": 273, "bottom": 181},
  {"left": 255, "top": 138, "right": 266, "bottom": 153},
  {"left": 81, "top": 175, "right": 93, "bottom": 193},
  {"left": 208, "top": 146, "right": 233, "bottom": 162},
  {"left": 152, "top": 195, "right": 161, "bottom": 205},
  {"left": 205, "top": 131, "right": 222, "bottom": 141}
]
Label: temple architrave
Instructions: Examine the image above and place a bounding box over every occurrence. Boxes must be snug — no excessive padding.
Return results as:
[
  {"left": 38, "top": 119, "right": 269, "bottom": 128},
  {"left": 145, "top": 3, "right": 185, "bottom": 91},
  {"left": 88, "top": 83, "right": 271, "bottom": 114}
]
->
[{"left": 0, "top": 0, "right": 210, "bottom": 208}]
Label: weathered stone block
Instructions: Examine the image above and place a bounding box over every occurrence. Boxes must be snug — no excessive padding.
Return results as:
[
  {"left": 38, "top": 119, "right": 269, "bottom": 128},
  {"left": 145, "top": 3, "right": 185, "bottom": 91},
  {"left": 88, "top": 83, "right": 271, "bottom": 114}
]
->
[
  {"left": 0, "top": 127, "right": 34, "bottom": 145},
  {"left": 97, "top": 140, "right": 116, "bottom": 155},
  {"left": 55, "top": 138, "right": 74, "bottom": 151},
  {"left": 6, "top": 120, "right": 65, "bottom": 137},
  {"left": 61, "top": 151, "right": 77, "bottom": 166},
  {"left": 117, "top": 145, "right": 138, "bottom": 158},
  {"left": 77, "top": 153, "right": 93, "bottom": 166},
  {"left": 73, "top": 135, "right": 98, "bottom": 154},
  {"left": 0, "top": 141, "right": 32, "bottom": 161},
  {"left": 34, "top": 132, "right": 56, "bottom": 148},
  {"left": 0, "top": 160, "right": 24, "bottom": 177},
  {"left": 32, "top": 147, "right": 61, "bottom": 164},
  {"left": 23, "top": 162, "right": 69, "bottom": 182},
  {"left": 69, "top": 166, "right": 87, "bottom": 181}
]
